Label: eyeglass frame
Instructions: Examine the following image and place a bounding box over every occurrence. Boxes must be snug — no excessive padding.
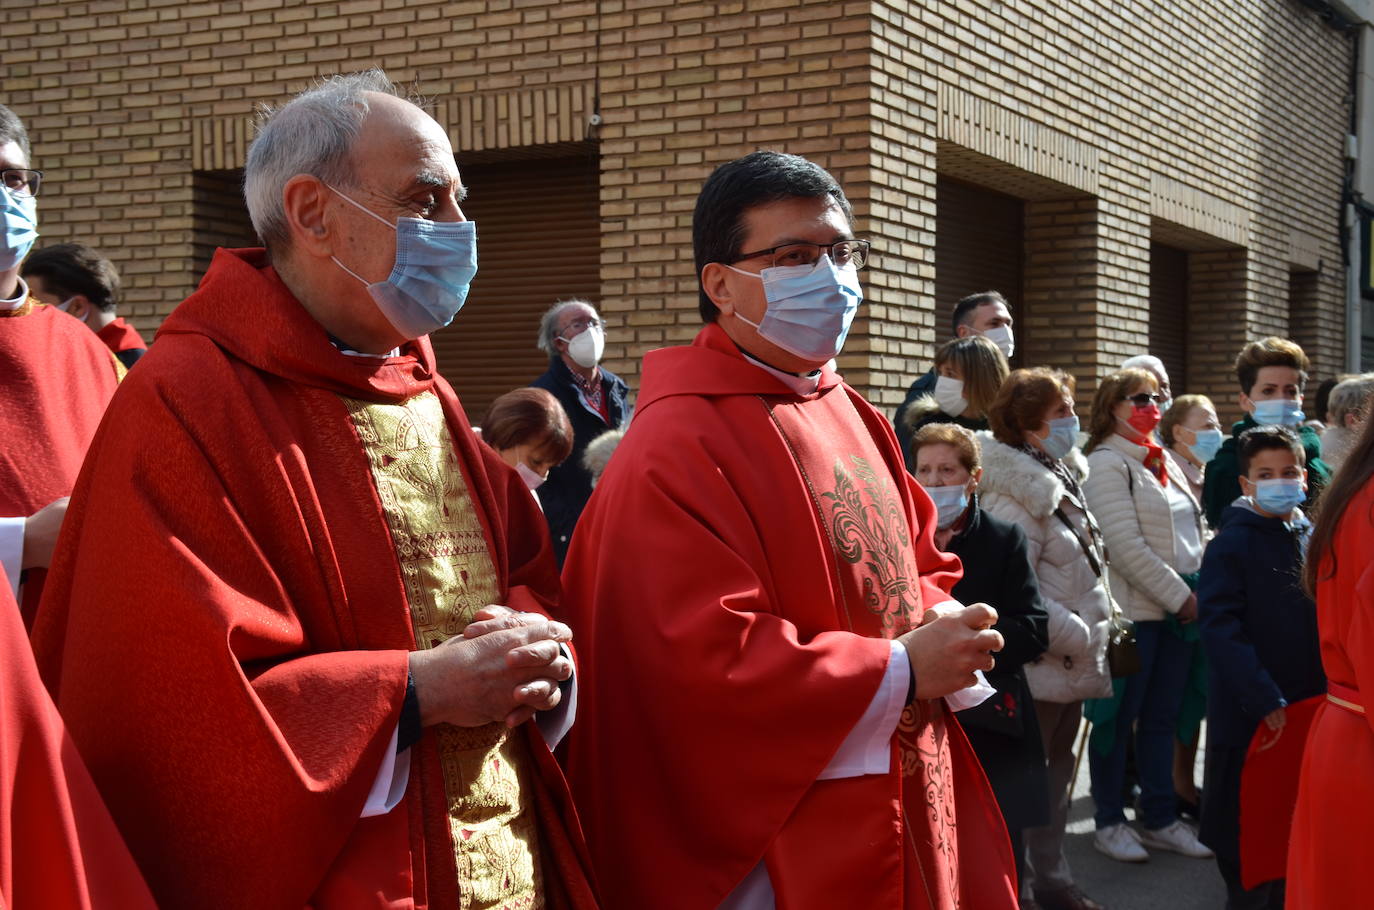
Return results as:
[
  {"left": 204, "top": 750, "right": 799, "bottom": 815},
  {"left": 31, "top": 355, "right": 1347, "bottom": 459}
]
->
[
  {"left": 1, "top": 168, "right": 43, "bottom": 198},
  {"left": 560, "top": 315, "right": 605, "bottom": 334},
  {"left": 1122, "top": 392, "right": 1165, "bottom": 407},
  {"left": 728, "top": 239, "right": 871, "bottom": 270}
]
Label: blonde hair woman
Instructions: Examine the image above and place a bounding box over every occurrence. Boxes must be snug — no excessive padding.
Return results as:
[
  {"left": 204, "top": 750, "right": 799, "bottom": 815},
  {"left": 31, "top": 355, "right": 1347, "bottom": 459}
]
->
[{"left": 898, "top": 334, "right": 1008, "bottom": 468}]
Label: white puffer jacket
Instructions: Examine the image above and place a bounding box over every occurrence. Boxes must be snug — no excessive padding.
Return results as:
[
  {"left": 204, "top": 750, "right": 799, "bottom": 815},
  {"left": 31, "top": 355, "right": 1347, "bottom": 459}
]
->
[
  {"left": 976, "top": 433, "right": 1114, "bottom": 703},
  {"left": 1083, "top": 434, "right": 1202, "bottom": 622}
]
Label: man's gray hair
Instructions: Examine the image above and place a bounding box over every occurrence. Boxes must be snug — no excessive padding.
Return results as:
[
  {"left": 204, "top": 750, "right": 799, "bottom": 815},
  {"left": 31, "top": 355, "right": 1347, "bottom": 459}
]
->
[
  {"left": 1329, "top": 373, "right": 1374, "bottom": 423},
  {"left": 0, "top": 104, "right": 31, "bottom": 162},
  {"left": 1121, "top": 354, "right": 1168, "bottom": 382},
  {"left": 537, "top": 299, "right": 598, "bottom": 354},
  {"left": 243, "top": 69, "right": 402, "bottom": 253}
]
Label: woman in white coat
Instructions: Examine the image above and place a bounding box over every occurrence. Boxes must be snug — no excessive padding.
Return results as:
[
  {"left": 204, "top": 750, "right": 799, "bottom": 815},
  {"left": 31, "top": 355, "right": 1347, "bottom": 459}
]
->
[
  {"left": 979, "top": 367, "right": 1111, "bottom": 910},
  {"left": 1081, "top": 368, "right": 1211, "bottom": 864}
]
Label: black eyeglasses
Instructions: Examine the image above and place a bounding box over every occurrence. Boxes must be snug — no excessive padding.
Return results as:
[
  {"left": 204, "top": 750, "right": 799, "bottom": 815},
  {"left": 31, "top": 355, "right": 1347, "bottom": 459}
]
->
[
  {"left": 1, "top": 168, "right": 41, "bottom": 198},
  {"left": 730, "top": 239, "right": 870, "bottom": 270},
  {"left": 1123, "top": 393, "right": 1165, "bottom": 407}
]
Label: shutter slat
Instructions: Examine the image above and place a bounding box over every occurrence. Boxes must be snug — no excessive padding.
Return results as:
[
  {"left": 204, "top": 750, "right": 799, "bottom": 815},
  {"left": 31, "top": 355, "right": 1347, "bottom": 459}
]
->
[
  {"left": 432, "top": 154, "right": 601, "bottom": 419},
  {"left": 935, "top": 177, "right": 1024, "bottom": 362}
]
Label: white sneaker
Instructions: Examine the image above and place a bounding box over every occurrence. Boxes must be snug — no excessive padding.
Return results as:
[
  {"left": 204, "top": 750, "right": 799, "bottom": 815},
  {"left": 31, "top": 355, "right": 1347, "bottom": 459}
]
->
[
  {"left": 1093, "top": 822, "right": 1149, "bottom": 862},
  {"left": 1138, "top": 820, "right": 1214, "bottom": 858}
]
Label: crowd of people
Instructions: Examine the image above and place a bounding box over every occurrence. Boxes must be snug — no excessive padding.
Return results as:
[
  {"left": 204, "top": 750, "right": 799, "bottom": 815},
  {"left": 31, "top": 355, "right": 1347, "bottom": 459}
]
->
[{"left": 2, "top": 69, "right": 1371, "bottom": 910}]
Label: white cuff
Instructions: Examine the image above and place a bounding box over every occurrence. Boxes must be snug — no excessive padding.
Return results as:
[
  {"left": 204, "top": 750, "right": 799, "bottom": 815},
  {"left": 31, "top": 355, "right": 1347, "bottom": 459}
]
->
[
  {"left": 945, "top": 670, "right": 996, "bottom": 711},
  {"left": 360, "top": 724, "right": 410, "bottom": 818},
  {"left": 0, "top": 516, "right": 24, "bottom": 598},
  {"left": 817, "top": 640, "right": 909, "bottom": 780},
  {"left": 535, "top": 645, "right": 577, "bottom": 750}
]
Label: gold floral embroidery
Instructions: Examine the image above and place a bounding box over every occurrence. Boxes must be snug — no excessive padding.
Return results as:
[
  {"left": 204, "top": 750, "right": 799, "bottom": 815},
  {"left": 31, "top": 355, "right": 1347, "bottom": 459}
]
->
[
  {"left": 344, "top": 392, "right": 543, "bottom": 910},
  {"left": 820, "top": 454, "right": 919, "bottom": 632},
  {"left": 898, "top": 699, "right": 960, "bottom": 909}
]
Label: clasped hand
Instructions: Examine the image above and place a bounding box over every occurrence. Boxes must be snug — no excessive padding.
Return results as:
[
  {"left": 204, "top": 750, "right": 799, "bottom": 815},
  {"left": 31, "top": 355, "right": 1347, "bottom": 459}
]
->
[
  {"left": 898, "top": 603, "right": 1004, "bottom": 701},
  {"left": 407, "top": 605, "right": 573, "bottom": 729}
]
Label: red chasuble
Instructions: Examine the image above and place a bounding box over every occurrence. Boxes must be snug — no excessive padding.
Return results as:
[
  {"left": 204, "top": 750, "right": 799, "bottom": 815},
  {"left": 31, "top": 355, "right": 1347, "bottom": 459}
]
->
[
  {"left": 560, "top": 323, "right": 1016, "bottom": 910},
  {"left": 0, "top": 300, "right": 120, "bottom": 626},
  {"left": 1287, "top": 479, "right": 1374, "bottom": 908},
  {"left": 30, "top": 249, "right": 598, "bottom": 909},
  {"left": 1, "top": 571, "right": 155, "bottom": 909},
  {"left": 1239, "top": 695, "right": 1319, "bottom": 888},
  {"left": 95, "top": 316, "right": 148, "bottom": 355}
]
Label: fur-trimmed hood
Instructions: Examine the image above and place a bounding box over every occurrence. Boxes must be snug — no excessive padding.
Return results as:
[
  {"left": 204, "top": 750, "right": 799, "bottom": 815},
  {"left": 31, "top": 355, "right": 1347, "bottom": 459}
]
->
[
  {"left": 975, "top": 431, "right": 1087, "bottom": 520},
  {"left": 897, "top": 394, "right": 941, "bottom": 435}
]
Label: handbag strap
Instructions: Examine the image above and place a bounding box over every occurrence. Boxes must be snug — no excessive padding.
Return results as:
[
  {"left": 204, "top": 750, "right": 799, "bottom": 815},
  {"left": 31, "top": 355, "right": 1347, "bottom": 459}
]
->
[{"left": 1053, "top": 506, "right": 1103, "bottom": 579}]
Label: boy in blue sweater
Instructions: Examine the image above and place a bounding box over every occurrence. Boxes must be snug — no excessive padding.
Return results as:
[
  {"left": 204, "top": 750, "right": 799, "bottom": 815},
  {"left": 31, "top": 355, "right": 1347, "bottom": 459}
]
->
[{"left": 1198, "top": 425, "right": 1325, "bottom": 909}]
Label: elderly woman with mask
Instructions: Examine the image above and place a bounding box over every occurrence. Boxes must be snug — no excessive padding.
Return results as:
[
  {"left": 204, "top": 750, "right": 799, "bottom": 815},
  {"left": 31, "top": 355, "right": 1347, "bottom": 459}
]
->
[
  {"left": 911, "top": 422, "right": 1049, "bottom": 907},
  {"left": 1161, "top": 395, "right": 1223, "bottom": 505},
  {"left": 978, "top": 368, "right": 1112, "bottom": 910},
  {"left": 480, "top": 387, "right": 574, "bottom": 505}
]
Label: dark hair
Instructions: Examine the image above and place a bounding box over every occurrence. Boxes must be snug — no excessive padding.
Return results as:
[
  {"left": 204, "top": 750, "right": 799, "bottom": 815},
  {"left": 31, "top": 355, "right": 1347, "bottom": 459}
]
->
[
  {"left": 989, "top": 367, "right": 1076, "bottom": 446},
  {"left": 20, "top": 243, "right": 121, "bottom": 312},
  {"left": 0, "top": 104, "right": 30, "bottom": 161},
  {"left": 480, "top": 387, "right": 574, "bottom": 464},
  {"left": 692, "top": 150, "right": 853, "bottom": 322},
  {"left": 1313, "top": 376, "right": 1345, "bottom": 424},
  {"left": 951, "top": 290, "right": 1007, "bottom": 337},
  {"left": 1305, "top": 400, "right": 1374, "bottom": 596},
  {"left": 1235, "top": 336, "right": 1309, "bottom": 395},
  {"left": 1237, "top": 424, "right": 1305, "bottom": 475}
]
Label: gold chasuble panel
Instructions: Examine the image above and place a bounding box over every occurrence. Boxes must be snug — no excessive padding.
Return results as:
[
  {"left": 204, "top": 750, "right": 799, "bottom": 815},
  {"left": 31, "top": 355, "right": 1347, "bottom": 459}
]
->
[{"left": 343, "top": 392, "right": 544, "bottom": 910}]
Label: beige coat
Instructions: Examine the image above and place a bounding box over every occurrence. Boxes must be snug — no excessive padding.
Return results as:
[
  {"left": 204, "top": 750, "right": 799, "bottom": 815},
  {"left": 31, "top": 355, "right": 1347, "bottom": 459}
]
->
[
  {"left": 1083, "top": 433, "right": 1203, "bottom": 622},
  {"left": 976, "top": 433, "right": 1113, "bottom": 703}
]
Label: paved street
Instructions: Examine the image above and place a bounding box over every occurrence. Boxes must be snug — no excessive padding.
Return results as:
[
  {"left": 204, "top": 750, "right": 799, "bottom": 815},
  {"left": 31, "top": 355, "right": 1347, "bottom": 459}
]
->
[{"left": 1058, "top": 720, "right": 1227, "bottom": 910}]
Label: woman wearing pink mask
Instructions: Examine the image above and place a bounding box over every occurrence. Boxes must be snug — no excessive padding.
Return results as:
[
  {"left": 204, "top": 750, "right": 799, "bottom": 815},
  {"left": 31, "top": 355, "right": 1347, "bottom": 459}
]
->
[
  {"left": 1081, "top": 368, "right": 1210, "bottom": 865},
  {"left": 479, "top": 388, "right": 574, "bottom": 507}
]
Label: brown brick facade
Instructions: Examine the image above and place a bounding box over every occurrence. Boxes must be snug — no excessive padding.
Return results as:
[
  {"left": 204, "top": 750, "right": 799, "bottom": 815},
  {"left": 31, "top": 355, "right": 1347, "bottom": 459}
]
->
[{"left": 2, "top": 0, "right": 1352, "bottom": 420}]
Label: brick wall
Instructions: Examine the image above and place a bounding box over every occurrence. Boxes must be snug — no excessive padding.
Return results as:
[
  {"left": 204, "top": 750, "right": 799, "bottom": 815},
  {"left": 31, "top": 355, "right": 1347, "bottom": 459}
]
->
[{"left": 1, "top": 0, "right": 1352, "bottom": 420}]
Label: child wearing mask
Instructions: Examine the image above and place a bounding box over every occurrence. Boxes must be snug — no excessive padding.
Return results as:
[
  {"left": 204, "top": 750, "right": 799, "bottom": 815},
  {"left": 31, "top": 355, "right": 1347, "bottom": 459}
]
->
[
  {"left": 1197, "top": 425, "right": 1325, "bottom": 909},
  {"left": 1201, "top": 338, "right": 1331, "bottom": 529}
]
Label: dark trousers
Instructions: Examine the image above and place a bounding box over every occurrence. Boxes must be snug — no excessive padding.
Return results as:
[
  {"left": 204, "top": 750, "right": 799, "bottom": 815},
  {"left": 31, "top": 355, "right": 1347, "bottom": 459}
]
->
[
  {"left": 1215, "top": 852, "right": 1285, "bottom": 909},
  {"left": 1089, "top": 619, "right": 1192, "bottom": 829}
]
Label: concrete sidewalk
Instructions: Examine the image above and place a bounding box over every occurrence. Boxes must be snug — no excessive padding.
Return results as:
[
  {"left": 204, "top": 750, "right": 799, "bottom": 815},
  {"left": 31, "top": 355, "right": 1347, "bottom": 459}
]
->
[{"left": 1056, "top": 720, "right": 1227, "bottom": 910}]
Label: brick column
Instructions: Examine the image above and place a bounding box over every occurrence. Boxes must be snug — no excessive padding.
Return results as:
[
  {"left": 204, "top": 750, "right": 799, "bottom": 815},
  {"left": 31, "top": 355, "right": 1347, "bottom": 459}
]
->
[{"left": 1186, "top": 248, "right": 1251, "bottom": 423}]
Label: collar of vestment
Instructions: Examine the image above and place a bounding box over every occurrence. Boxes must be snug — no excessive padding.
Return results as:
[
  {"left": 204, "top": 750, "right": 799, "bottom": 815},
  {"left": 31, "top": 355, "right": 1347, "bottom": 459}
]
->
[
  {"left": 635, "top": 321, "right": 842, "bottom": 417},
  {"left": 157, "top": 247, "right": 436, "bottom": 404}
]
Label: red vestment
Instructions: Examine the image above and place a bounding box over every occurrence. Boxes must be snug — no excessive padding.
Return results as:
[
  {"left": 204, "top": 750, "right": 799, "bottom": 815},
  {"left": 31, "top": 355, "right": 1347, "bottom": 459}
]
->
[
  {"left": 95, "top": 317, "right": 147, "bottom": 355},
  {"left": 0, "top": 300, "right": 120, "bottom": 626},
  {"left": 1287, "top": 479, "right": 1374, "bottom": 907},
  {"left": 1239, "top": 695, "right": 1320, "bottom": 888},
  {"left": 30, "top": 249, "right": 598, "bottom": 909},
  {"left": 0, "top": 570, "right": 155, "bottom": 908},
  {"left": 560, "top": 324, "right": 1016, "bottom": 910}
]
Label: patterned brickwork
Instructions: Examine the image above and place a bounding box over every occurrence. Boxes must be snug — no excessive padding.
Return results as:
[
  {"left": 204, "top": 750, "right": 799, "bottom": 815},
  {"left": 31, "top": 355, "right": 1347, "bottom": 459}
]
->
[{"left": 0, "top": 0, "right": 1352, "bottom": 413}]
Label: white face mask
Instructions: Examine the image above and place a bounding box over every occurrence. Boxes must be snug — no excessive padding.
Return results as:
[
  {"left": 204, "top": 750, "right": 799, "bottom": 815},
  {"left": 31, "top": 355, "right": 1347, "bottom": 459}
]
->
[
  {"left": 933, "top": 375, "right": 968, "bottom": 417},
  {"left": 981, "top": 325, "right": 1014, "bottom": 359},
  {"left": 560, "top": 324, "right": 605, "bottom": 369},
  {"left": 516, "top": 462, "right": 546, "bottom": 491}
]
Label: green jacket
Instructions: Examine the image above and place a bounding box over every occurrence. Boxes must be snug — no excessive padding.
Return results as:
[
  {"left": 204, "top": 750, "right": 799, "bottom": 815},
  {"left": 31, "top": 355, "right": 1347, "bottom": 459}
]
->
[{"left": 1200, "top": 415, "right": 1331, "bottom": 529}]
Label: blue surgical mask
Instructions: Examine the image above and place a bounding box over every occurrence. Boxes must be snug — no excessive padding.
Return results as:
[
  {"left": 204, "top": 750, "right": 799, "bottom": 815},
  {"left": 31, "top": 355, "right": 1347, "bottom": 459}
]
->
[
  {"left": 328, "top": 186, "right": 477, "bottom": 340},
  {"left": 1041, "top": 415, "right": 1080, "bottom": 460},
  {"left": 1252, "top": 478, "right": 1304, "bottom": 516},
  {"left": 0, "top": 186, "right": 37, "bottom": 271},
  {"left": 725, "top": 254, "right": 863, "bottom": 362},
  {"left": 925, "top": 484, "right": 969, "bottom": 530},
  {"left": 1187, "top": 427, "right": 1223, "bottom": 463},
  {"left": 1251, "top": 398, "right": 1304, "bottom": 427}
]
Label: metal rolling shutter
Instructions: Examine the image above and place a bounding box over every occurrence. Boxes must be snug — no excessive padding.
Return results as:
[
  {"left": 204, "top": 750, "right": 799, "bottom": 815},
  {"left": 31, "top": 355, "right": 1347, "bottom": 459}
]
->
[
  {"left": 1150, "top": 242, "right": 1189, "bottom": 388},
  {"left": 430, "top": 153, "right": 601, "bottom": 422},
  {"left": 935, "top": 176, "right": 1024, "bottom": 359}
]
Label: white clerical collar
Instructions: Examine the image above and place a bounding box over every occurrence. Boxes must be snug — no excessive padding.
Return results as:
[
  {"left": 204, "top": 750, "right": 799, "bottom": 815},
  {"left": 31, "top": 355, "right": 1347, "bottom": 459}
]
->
[
  {"left": 1, "top": 277, "right": 29, "bottom": 311},
  {"left": 741, "top": 350, "right": 824, "bottom": 396},
  {"left": 328, "top": 334, "right": 401, "bottom": 358}
]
